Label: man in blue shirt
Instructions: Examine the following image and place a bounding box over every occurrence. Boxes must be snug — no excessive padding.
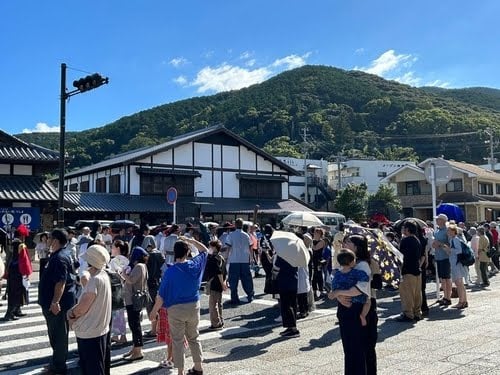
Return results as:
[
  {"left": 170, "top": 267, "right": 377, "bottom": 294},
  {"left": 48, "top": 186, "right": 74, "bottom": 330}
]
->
[
  {"left": 150, "top": 237, "right": 207, "bottom": 375},
  {"left": 432, "top": 214, "right": 451, "bottom": 305}
]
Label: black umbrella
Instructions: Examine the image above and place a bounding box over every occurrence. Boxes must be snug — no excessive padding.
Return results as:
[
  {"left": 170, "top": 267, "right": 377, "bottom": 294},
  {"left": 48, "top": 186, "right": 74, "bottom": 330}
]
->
[
  {"left": 110, "top": 219, "right": 137, "bottom": 230},
  {"left": 392, "top": 218, "right": 427, "bottom": 236}
]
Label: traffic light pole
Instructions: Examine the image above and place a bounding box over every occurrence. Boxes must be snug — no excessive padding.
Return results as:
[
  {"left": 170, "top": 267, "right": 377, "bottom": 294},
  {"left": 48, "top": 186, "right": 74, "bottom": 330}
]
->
[{"left": 58, "top": 63, "right": 67, "bottom": 228}]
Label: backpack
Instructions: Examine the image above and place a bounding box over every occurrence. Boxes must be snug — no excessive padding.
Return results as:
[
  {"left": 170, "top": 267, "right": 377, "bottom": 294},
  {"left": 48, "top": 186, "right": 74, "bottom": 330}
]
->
[
  {"left": 457, "top": 240, "right": 475, "bottom": 267},
  {"left": 106, "top": 269, "right": 124, "bottom": 310}
]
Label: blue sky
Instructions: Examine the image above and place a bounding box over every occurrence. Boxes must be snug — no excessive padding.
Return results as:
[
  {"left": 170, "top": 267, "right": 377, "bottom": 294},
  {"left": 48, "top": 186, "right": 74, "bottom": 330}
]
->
[{"left": 1, "top": 1, "right": 499, "bottom": 135}]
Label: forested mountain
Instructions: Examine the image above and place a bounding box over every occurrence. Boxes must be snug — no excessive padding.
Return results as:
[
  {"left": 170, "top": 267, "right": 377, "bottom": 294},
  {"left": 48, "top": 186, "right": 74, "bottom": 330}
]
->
[{"left": 16, "top": 65, "right": 500, "bottom": 170}]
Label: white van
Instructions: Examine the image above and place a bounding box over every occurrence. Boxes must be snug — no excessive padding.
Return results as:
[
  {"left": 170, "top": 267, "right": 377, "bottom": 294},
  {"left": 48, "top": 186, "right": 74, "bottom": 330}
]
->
[{"left": 311, "top": 212, "right": 346, "bottom": 233}]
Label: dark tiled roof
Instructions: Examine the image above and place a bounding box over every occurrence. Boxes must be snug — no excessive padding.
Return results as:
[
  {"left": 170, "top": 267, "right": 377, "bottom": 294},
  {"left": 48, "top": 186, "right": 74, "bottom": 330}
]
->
[
  {"left": 62, "top": 192, "right": 311, "bottom": 214},
  {"left": 0, "top": 176, "right": 58, "bottom": 201},
  {"left": 0, "top": 130, "right": 59, "bottom": 162},
  {"left": 64, "top": 193, "right": 172, "bottom": 213}
]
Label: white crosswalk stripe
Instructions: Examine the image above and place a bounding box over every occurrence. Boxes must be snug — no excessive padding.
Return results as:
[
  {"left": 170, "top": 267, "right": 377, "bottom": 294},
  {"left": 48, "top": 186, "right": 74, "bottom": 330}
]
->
[{"left": 1, "top": 285, "right": 332, "bottom": 374}]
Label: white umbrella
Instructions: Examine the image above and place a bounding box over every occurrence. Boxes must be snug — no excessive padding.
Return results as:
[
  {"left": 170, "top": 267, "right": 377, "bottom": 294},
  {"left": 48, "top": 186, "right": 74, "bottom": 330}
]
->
[
  {"left": 270, "top": 231, "right": 310, "bottom": 268},
  {"left": 281, "top": 212, "right": 323, "bottom": 227}
]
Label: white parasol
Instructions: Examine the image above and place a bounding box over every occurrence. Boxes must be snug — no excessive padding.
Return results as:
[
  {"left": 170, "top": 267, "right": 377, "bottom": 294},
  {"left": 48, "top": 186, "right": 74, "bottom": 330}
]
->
[
  {"left": 281, "top": 212, "right": 323, "bottom": 228},
  {"left": 109, "top": 255, "right": 129, "bottom": 272},
  {"left": 270, "top": 231, "right": 310, "bottom": 268}
]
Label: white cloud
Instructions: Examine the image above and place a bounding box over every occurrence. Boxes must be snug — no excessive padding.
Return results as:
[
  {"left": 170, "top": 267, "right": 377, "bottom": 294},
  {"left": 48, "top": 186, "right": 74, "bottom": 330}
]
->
[
  {"left": 22, "top": 122, "right": 59, "bottom": 134},
  {"left": 240, "top": 51, "right": 253, "bottom": 59},
  {"left": 272, "top": 52, "right": 311, "bottom": 70},
  {"left": 355, "top": 49, "right": 416, "bottom": 76},
  {"left": 355, "top": 48, "right": 365, "bottom": 55},
  {"left": 191, "top": 64, "right": 271, "bottom": 93},
  {"left": 173, "top": 75, "right": 188, "bottom": 86},
  {"left": 185, "top": 51, "right": 311, "bottom": 94},
  {"left": 169, "top": 57, "right": 188, "bottom": 67},
  {"left": 425, "top": 79, "right": 451, "bottom": 88},
  {"left": 394, "top": 72, "right": 421, "bottom": 86}
]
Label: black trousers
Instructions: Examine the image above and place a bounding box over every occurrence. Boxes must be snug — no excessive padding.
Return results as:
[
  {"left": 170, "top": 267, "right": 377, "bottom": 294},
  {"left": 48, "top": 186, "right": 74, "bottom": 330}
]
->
[
  {"left": 43, "top": 309, "right": 69, "bottom": 374},
  {"left": 126, "top": 305, "right": 143, "bottom": 347},
  {"left": 297, "top": 293, "right": 308, "bottom": 315},
  {"left": 279, "top": 291, "right": 297, "bottom": 329},
  {"left": 365, "top": 298, "right": 378, "bottom": 375},
  {"left": 338, "top": 303, "right": 367, "bottom": 375},
  {"left": 77, "top": 334, "right": 107, "bottom": 375},
  {"left": 421, "top": 271, "right": 429, "bottom": 312},
  {"left": 312, "top": 251, "right": 324, "bottom": 293}
]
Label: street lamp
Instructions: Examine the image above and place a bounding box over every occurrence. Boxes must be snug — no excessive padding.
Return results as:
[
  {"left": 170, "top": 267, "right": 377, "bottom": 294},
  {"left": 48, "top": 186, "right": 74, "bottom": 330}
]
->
[{"left": 58, "top": 63, "right": 109, "bottom": 227}]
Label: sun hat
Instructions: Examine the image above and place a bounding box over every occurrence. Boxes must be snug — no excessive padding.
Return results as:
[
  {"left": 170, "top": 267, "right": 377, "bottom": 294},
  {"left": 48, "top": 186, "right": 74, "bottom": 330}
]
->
[
  {"left": 435, "top": 213, "right": 448, "bottom": 221},
  {"left": 81, "top": 244, "right": 110, "bottom": 270}
]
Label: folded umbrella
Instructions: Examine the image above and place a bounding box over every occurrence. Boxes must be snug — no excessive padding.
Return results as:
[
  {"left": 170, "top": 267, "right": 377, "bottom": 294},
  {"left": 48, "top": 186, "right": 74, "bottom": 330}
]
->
[{"left": 270, "top": 231, "right": 310, "bottom": 268}]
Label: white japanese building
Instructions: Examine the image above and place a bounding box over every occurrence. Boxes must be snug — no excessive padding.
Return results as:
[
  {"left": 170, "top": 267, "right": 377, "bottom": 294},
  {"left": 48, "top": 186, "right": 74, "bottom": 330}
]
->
[{"left": 59, "top": 125, "right": 309, "bottom": 226}]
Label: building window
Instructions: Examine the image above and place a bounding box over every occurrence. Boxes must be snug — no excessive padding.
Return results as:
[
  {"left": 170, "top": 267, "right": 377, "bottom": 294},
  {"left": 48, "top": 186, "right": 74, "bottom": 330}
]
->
[
  {"left": 96, "top": 177, "right": 107, "bottom": 193},
  {"left": 69, "top": 183, "right": 78, "bottom": 191},
  {"left": 109, "top": 175, "right": 120, "bottom": 193},
  {"left": 479, "top": 182, "right": 493, "bottom": 195},
  {"left": 377, "top": 171, "right": 387, "bottom": 178},
  {"left": 497, "top": 184, "right": 500, "bottom": 194},
  {"left": 446, "top": 179, "right": 463, "bottom": 192},
  {"left": 405, "top": 181, "right": 420, "bottom": 195},
  {"left": 140, "top": 175, "right": 194, "bottom": 196},
  {"left": 240, "top": 180, "right": 281, "bottom": 199},
  {"left": 80, "top": 180, "right": 89, "bottom": 192}
]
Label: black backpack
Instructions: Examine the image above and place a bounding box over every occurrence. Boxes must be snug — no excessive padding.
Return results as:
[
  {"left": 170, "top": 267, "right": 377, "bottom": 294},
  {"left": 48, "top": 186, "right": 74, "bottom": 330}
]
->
[{"left": 106, "top": 269, "right": 124, "bottom": 310}]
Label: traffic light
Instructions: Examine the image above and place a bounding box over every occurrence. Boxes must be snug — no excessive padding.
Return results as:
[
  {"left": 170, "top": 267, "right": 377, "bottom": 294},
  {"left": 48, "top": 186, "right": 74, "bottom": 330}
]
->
[{"left": 72, "top": 73, "right": 109, "bottom": 92}]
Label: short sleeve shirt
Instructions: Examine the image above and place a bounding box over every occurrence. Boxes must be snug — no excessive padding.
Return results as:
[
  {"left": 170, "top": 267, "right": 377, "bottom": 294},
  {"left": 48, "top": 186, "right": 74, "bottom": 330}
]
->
[{"left": 226, "top": 229, "right": 252, "bottom": 263}]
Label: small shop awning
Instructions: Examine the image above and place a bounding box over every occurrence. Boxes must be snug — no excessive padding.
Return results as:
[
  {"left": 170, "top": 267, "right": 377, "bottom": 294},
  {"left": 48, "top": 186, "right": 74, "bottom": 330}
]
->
[
  {"left": 236, "top": 173, "right": 287, "bottom": 182},
  {"left": 136, "top": 167, "right": 201, "bottom": 177}
]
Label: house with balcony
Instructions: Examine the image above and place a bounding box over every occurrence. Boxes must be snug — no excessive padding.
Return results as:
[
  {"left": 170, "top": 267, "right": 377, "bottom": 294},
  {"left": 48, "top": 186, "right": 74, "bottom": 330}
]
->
[
  {"left": 382, "top": 158, "right": 500, "bottom": 223},
  {"left": 327, "top": 159, "right": 415, "bottom": 193},
  {"left": 58, "top": 125, "right": 309, "bottom": 226}
]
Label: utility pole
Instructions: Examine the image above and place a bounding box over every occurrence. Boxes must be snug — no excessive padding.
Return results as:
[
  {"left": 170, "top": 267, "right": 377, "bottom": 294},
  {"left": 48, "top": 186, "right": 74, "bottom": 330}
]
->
[
  {"left": 485, "top": 128, "right": 496, "bottom": 171},
  {"left": 301, "top": 128, "right": 309, "bottom": 205},
  {"left": 337, "top": 152, "right": 342, "bottom": 191}
]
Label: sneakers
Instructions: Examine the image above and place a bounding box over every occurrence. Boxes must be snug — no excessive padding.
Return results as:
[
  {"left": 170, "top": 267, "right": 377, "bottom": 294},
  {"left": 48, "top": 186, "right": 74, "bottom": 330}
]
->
[
  {"left": 160, "top": 359, "right": 174, "bottom": 369},
  {"left": 208, "top": 324, "right": 224, "bottom": 331},
  {"left": 279, "top": 328, "right": 300, "bottom": 337}
]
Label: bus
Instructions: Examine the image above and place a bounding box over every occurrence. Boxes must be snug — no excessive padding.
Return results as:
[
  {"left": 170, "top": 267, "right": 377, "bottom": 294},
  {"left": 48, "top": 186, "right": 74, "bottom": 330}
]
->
[{"left": 310, "top": 212, "right": 346, "bottom": 233}]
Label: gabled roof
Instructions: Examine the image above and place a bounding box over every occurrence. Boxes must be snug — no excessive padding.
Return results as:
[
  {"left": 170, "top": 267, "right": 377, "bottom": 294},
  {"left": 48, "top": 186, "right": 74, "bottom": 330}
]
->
[
  {"left": 0, "top": 129, "right": 59, "bottom": 162},
  {"left": 419, "top": 158, "right": 500, "bottom": 180},
  {"left": 64, "top": 125, "right": 298, "bottom": 178},
  {"left": 381, "top": 164, "right": 424, "bottom": 182}
]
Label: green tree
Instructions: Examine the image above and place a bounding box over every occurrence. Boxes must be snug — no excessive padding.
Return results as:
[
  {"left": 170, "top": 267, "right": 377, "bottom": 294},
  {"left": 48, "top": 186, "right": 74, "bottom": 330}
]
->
[
  {"left": 367, "top": 184, "right": 402, "bottom": 219},
  {"left": 263, "top": 136, "right": 303, "bottom": 158},
  {"left": 334, "top": 183, "right": 368, "bottom": 222}
]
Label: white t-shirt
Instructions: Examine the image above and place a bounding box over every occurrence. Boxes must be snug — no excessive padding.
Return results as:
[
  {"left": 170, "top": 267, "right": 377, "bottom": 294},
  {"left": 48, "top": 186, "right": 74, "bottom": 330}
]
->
[{"left": 226, "top": 229, "right": 252, "bottom": 263}]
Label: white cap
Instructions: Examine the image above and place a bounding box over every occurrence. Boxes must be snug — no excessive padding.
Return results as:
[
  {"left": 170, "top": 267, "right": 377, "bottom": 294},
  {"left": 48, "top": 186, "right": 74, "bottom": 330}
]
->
[{"left": 435, "top": 213, "right": 448, "bottom": 222}]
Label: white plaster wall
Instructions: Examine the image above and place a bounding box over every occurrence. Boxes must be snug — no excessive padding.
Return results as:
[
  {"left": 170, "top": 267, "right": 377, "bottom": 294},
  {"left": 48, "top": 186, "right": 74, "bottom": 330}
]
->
[
  {"left": 257, "top": 155, "right": 273, "bottom": 172},
  {"left": 174, "top": 143, "right": 193, "bottom": 165},
  {"left": 129, "top": 165, "right": 141, "bottom": 195},
  {"left": 196, "top": 170, "right": 212, "bottom": 197},
  {"left": 149, "top": 149, "right": 173, "bottom": 165},
  {"left": 0, "top": 164, "right": 9, "bottom": 174},
  {"left": 222, "top": 146, "right": 239, "bottom": 169},
  {"left": 282, "top": 182, "right": 288, "bottom": 199},
  {"left": 194, "top": 143, "right": 212, "bottom": 168},
  {"left": 213, "top": 170, "right": 222, "bottom": 198},
  {"left": 223, "top": 171, "right": 239, "bottom": 198},
  {"left": 213, "top": 145, "right": 222, "bottom": 168},
  {"left": 13, "top": 165, "right": 32, "bottom": 175},
  {"left": 240, "top": 147, "right": 256, "bottom": 170}
]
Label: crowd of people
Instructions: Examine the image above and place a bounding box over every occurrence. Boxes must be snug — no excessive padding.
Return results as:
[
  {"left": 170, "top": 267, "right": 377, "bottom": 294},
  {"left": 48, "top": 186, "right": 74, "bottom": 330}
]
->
[{"left": 0, "top": 212, "right": 497, "bottom": 375}]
